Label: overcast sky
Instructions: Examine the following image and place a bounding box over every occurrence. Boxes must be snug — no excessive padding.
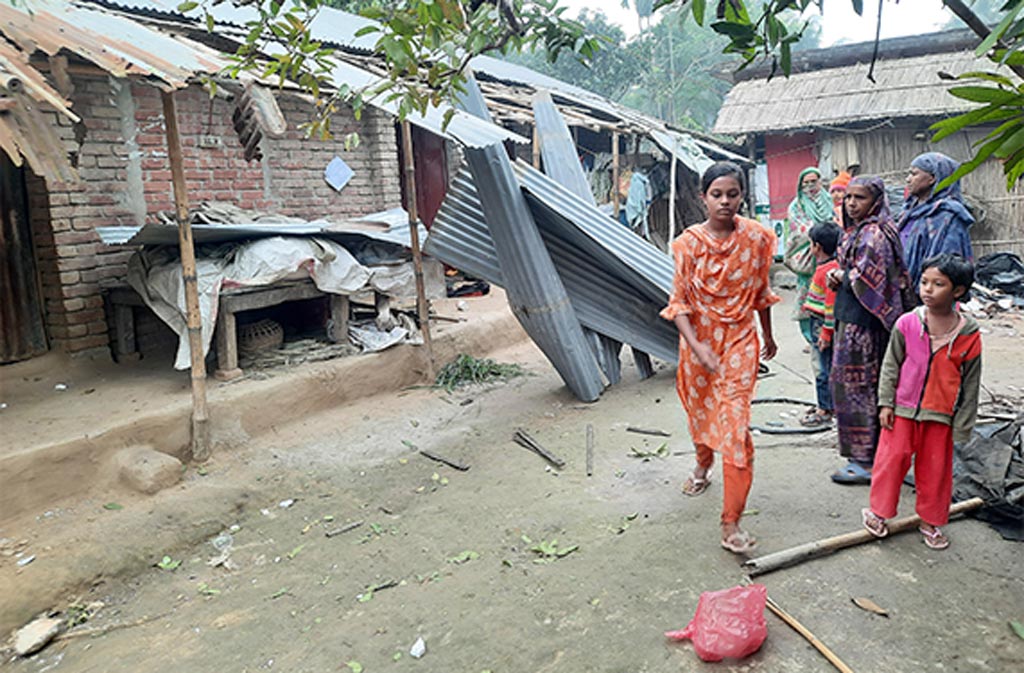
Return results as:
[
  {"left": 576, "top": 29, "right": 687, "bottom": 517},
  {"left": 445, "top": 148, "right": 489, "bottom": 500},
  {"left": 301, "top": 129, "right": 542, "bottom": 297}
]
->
[{"left": 558, "top": 0, "right": 952, "bottom": 45}]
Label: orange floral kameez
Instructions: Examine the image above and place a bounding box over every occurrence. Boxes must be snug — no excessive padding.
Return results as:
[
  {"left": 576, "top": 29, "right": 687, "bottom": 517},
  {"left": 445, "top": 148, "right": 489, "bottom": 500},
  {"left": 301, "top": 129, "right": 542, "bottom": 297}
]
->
[{"left": 661, "top": 217, "right": 780, "bottom": 523}]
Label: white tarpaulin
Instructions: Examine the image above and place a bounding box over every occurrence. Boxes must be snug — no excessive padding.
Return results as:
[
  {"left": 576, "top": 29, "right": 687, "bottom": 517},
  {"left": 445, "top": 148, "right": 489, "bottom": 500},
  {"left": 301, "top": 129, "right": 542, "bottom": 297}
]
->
[{"left": 129, "top": 237, "right": 371, "bottom": 370}]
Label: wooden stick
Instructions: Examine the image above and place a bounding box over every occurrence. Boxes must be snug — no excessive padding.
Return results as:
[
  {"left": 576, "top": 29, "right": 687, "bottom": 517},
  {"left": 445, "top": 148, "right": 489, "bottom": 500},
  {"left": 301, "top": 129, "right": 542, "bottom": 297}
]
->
[
  {"left": 325, "top": 520, "right": 363, "bottom": 538},
  {"left": 667, "top": 142, "right": 677, "bottom": 251},
  {"left": 400, "top": 120, "right": 435, "bottom": 379},
  {"left": 513, "top": 428, "right": 565, "bottom": 469},
  {"left": 626, "top": 425, "right": 671, "bottom": 437},
  {"left": 162, "top": 91, "right": 210, "bottom": 462},
  {"left": 585, "top": 424, "right": 594, "bottom": 477},
  {"left": 420, "top": 449, "right": 470, "bottom": 472},
  {"left": 765, "top": 595, "right": 855, "bottom": 673},
  {"left": 57, "top": 610, "right": 174, "bottom": 641},
  {"left": 743, "top": 497, "right": 985, "bottom": 576},
  {"left": 611, "top": 131, "right": 620, "bottom": 218}
]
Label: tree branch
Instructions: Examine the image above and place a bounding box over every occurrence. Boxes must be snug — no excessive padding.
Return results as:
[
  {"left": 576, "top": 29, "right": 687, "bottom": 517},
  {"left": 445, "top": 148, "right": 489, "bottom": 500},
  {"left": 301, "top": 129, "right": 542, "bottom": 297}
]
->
[{"left": 943, "top": 0, "right": 1024, "bottom": 80}]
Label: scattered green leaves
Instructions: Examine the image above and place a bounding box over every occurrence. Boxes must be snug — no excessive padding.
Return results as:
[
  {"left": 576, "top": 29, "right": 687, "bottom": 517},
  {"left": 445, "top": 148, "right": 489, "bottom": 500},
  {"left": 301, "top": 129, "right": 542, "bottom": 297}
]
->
[
  {"left": 197, "top": 582, "right": 221, "bottom": 596},
  {"left": 103, "top": 502, "right": 123, "bottom": 511},
  {"left": 346, "top": 661, "right": 363, "bottom": 673},
  {"left": 268, "top": 587, "right": 290, "bottom": 600},
  {"left": 435, "top": 354, "right": 525, "bottom": 392},
  {"left": 287, "top": 544, "right": 305, "bottom": 560},
  {"left": 156, "top": 555, "right": 181, "bottom": 571},
  {"left": 1011, "top": 620, "right": 1024, "bottom": 640},
  {"left": 529, "top": 539, "right": 579, "bottom": 563},
  {"left": 447, "top": 550, "right": 480, "bottom": 564}
]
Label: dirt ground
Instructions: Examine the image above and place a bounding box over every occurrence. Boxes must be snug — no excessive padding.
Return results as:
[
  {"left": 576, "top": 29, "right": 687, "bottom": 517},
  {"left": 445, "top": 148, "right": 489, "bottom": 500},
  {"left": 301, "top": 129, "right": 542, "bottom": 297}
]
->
[{"left": 3, "top": 292, "right": 1023, "bottom": 673}]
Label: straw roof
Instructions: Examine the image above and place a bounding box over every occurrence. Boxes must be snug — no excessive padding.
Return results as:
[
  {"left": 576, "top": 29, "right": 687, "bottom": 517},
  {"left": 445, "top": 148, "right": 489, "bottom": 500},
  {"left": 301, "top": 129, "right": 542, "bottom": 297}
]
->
[{"left": 714, "top": 48, "right": 1006, "bottom": 135}]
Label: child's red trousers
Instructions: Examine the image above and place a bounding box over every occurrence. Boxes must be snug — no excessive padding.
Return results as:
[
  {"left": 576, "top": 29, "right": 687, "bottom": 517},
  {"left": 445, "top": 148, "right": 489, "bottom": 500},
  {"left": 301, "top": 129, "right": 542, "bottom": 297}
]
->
[{"left": 869, "top": 417, "right": 953, "bottom": 526}]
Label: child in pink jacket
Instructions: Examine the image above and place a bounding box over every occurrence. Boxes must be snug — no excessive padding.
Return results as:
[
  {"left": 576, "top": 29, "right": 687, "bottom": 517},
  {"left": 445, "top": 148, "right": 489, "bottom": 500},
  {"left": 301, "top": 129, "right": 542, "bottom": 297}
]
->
[{"left": 861, "top": 253, "right": 981, "bottom": 550}]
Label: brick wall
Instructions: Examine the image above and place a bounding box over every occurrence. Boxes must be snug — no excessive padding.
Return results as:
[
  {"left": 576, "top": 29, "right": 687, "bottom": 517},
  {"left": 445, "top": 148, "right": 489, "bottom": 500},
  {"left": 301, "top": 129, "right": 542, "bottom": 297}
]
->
[{"left": 28, "top": 74, "right": 402, "bottom": 356}]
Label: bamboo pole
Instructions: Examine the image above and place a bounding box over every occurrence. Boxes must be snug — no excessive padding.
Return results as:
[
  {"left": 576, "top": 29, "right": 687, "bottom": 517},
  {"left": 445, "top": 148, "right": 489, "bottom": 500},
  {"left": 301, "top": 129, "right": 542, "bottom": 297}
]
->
[
  {"left": 611, "top": 131, "right": 620, "bottom": 219},
  {"left": 400, "top": 120, "right": 434, "bottom": 377},
  {"left": 765, "top": 595, "right": 855, "bottom": 673},
  {"left": 161, "top": 90, "right": 210, "bottom": 462},
  {"left": 743, "top": 497, "right": 984, "bottom": 576},
  {"left": 667, "top": 143, "right": 677, "bottom": 250}
]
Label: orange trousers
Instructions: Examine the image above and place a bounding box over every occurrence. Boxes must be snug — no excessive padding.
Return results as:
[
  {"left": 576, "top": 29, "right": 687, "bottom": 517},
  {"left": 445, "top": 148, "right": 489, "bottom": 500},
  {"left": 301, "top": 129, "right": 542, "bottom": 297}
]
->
[{"left": 695, "top": 431, "right": 755, "bottom": 524}]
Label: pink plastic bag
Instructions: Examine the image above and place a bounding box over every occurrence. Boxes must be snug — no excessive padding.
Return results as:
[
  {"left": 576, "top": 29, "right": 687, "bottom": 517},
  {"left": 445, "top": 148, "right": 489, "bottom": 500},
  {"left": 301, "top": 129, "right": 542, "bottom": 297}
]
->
[{"left": 665, "top": 584, "right": 768, "bottom": 662}]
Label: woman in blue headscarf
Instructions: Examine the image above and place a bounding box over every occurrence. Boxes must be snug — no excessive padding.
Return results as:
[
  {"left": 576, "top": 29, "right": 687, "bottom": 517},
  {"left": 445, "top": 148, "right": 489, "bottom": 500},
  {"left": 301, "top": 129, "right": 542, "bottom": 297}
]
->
[{"left": 898, "top": 152, "right": 975, "bottom": 298}]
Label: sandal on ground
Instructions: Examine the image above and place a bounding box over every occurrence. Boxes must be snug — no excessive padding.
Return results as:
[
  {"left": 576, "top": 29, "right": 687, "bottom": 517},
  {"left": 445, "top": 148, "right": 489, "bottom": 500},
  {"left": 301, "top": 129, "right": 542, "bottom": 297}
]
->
[
  {"left": 919, "top": 526, "right": 950, "bottom": 550},
  {"left": 721, "top": 530, "right": 758, "bottom": 554},
  {"left": 831, "top": 461, "right": 872, "bottom": 485},
  {"left": 682, "top": 469, "right": 712, "bottom": 497},
  {"left": 800, "top": 410, "right": 834, "bottom": 427},
  {"left": 861, "top": 508, "right": 889, "bottom": 538}
]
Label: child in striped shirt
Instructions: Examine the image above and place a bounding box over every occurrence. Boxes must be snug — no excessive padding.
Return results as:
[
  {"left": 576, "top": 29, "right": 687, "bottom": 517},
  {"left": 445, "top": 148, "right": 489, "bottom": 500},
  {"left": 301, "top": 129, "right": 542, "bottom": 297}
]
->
[{"left": 801, "top": 222, "right": 842, "bottom": 427}]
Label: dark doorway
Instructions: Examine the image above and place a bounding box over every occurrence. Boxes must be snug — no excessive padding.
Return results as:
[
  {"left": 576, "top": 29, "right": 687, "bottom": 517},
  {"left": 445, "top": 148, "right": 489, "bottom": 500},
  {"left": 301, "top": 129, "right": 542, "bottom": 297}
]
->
[{"left": 0, "top": 155, "right": 47, "bottom": 363}]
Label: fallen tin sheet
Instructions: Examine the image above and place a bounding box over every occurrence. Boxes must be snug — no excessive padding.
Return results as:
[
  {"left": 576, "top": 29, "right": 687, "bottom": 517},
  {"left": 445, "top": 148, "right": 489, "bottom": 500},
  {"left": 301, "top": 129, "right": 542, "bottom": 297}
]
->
[
  {"left": 425, "top": 170, "right": 678, "bottom": 364},
  {"left": 462, "top": 143, "right": 605, "bottom": 402}
]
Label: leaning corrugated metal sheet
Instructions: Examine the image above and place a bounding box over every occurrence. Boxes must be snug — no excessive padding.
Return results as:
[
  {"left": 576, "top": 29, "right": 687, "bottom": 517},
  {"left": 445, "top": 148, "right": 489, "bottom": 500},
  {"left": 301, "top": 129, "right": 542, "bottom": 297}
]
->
[
  {"left": 425, "top": 170, "right": 679, "bottom": 364},
  {"left": 463, "top": 144, "right": 606, "bottom": 402}
]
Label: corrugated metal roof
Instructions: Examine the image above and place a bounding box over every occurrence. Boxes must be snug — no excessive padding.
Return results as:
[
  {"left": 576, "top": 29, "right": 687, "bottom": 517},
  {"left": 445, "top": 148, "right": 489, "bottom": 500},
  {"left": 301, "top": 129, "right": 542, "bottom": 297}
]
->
[
  {"left": 714, "top": 50, "right": 1004, "bottom": 135},
  {"left": 90, "top": 1, "right": 524, "bottom": 146},
  {"left": 0, "top": 0, "right": 226, "bottom": 90},
  {"left": 425, "top": 168, "right": 679, "bottom": 364},
  {"left": 532, "top": 90, "right": 595, "bottom": 205},
  {"left": 96, "top": 208, "right": 428, "bottom": 248}
]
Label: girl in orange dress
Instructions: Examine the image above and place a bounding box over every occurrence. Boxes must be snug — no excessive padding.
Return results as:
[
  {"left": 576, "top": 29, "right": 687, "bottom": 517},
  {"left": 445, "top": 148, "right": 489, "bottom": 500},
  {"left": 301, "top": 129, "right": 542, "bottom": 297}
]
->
[{"left": 661, "top": 162, "right": 780, "bottom": 554}]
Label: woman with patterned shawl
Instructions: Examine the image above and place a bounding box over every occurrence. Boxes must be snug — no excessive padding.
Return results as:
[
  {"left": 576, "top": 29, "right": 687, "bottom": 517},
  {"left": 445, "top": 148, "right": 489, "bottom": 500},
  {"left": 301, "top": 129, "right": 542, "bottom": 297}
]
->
[
  {"left": 899, "top": 152, "right": 975, "bottom": 297},
  {"left": 826, "top": 176, "right": 912, "bottom": 484},
  {"left": 786, "top": 167, "right": 836, "bottom": 343}
]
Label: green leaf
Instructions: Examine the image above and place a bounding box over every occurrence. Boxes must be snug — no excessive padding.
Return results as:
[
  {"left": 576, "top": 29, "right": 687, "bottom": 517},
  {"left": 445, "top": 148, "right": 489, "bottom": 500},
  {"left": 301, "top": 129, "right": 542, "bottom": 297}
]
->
[
  {"left": 1011, "top": 620, "right": 1024, "bottom": 640},
  {"left": 156, "top": 555, "right": 181, "bottom": 570},
  {"left": 691, "top": 0, "right": 705, "bottom": 25},
  {"left": 103, "top": 502, "right": 123, "bottom": 510},
  {"left": 948, "top": 86, "right": 1020, "bottom": 104},
  {"left": 958, "top": 71, "right": 1018, "bottom": 88},
  {"left": 176, "top": 1, "right": 199, "bottom": 12},
  {"left": 976, "top": 2, "right": 1024, "bottom": 57},
  {"left": 346, "top": 662, "right": 363, "bottom": 673}
]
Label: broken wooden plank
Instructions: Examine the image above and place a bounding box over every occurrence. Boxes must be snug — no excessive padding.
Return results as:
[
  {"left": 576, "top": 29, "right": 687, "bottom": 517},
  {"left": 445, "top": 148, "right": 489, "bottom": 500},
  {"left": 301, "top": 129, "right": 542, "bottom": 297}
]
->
[
  {"left": 585, "top": 424, "right": 594, "bottom": 477},
  {"left": 325, "top": 520, "right": 364, "bottom": 538},
  {"left": 743, "top": 497, "right": 984, "bottom": 576},
  {"left": 420, "top": 449, "right": 470, "bottom": 472},
  {"left": 513, "top": 428, "right": 566, "bottom": 469},
  {"left": 626, "top": 426, "right": 671, "bottom": 438}
]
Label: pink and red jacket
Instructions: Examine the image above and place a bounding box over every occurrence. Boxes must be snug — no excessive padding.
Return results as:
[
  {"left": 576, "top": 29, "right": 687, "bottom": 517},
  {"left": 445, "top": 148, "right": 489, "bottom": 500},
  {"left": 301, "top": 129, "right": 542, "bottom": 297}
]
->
[{"left": 877, "top": 307, "right": 982, "bottom": 443}]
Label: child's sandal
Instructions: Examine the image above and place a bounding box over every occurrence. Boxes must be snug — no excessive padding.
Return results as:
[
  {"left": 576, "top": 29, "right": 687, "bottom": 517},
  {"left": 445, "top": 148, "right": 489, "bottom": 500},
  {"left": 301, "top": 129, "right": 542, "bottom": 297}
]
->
[
  {"left": 862, "top": 508, "right": 888, "bottom": 538},
  {"left": 919, "top": 526, "right": 950, "bottom": 550}
]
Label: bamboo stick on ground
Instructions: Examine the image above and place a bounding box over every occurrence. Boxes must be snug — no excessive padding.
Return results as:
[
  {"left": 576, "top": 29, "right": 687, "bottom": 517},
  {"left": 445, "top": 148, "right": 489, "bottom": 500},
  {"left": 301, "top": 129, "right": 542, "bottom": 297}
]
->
[
  {"left": 743, "top": 497, "right": 984, "bottom": 576},
  {"left": 765, "top": 595, "right": 855, "bottom": 673}
]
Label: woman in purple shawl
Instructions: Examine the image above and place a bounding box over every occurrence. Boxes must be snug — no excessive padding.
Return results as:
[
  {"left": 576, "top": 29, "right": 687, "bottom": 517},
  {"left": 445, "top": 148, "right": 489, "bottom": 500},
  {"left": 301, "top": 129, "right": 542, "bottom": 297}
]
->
[
  {"left": 826, "top": 176, "right": 911, "bottom": 484},
  {"left": 899, "top": 152, "right": 974, "bottom": 297}
]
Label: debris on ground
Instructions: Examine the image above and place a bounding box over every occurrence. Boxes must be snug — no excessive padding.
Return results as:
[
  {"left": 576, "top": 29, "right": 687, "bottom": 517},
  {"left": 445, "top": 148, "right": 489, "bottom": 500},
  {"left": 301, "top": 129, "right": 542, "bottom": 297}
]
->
[
  {"left": 13, "top": 615, "right": 63, "bottom": 656},
  {"left": 435, "top": 353, "right": 525, "bottom": 392},
  {"left": 409, "top": 636, "right": 427, "bottom": 659},
  {"left": 626, "top": 425, "right": 671, "bottom": 437},
  {"left": 852, "top": 597, "right": 890, "bottom": 617},
  {"left": 513, "top": 428, "right": 566, "bottom": 468}
]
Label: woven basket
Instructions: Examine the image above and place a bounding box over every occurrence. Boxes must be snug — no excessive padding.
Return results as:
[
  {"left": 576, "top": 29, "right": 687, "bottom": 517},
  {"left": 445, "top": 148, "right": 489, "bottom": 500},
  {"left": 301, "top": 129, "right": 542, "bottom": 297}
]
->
[{"left": 238, "top": 318, "right": 284, "bottom": 357}]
